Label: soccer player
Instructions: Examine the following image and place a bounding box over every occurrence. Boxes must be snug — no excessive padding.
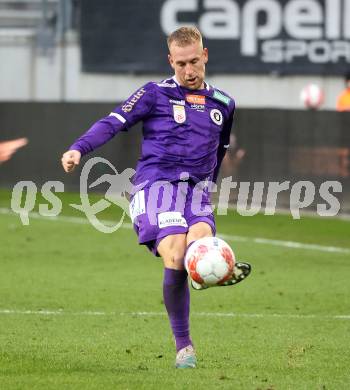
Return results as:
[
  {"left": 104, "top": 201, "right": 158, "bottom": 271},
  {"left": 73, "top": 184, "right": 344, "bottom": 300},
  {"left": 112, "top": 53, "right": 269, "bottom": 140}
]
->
[{"left": 61, "top": 27, "right": 250, "bottom": 368}]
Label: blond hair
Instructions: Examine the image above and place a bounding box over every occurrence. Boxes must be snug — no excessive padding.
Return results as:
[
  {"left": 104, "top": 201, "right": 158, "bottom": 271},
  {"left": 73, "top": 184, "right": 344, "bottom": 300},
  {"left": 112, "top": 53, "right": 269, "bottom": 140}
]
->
[{"left": 167, "top": 26, "right": 203, "bottom": 49}]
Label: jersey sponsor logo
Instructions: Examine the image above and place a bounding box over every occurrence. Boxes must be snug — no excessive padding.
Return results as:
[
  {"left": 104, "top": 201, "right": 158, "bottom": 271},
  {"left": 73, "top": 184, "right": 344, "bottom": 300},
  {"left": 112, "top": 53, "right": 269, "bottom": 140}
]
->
[
  {"left": 158, "top": 211, "right": 188, "bottom": 229},
  {"left": 157, "top": 82, "right": 177, "bottom": 88},
  {"left": 186, "top": 94, "right": 206, "bottom": 105},
  {"left": 210, "top": 109, "right": 223, "bottom": 126},
  {"left": 213, "top": 90, "right": 231, "bottom": 106},
  {"left": 173, "top": 105, "right": 186, "bottom": 123},
  {"left": 121, "top": 87, "right": 147, "bottom": 113},
  {"left": 190, "top": 103, "right": 205, "bottom": 112},
  {"left": 169, "top": 99, "right": 185, "bottom": 106}
]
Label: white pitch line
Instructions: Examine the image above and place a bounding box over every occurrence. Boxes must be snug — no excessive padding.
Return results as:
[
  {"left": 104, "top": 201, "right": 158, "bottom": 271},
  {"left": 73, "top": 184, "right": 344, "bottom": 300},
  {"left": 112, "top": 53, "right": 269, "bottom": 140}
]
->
[
  {"left": 218, "top": 233, "right": 350, "bottom": 254},
  {"left": 0, "top": 309, "right": 349, "bottom": 320},
  {"left": 0, "top": 207, "right": 133, "bottom": 229},
  {"left": 1, "top": 207, "right": 349, "bottom": 254}
]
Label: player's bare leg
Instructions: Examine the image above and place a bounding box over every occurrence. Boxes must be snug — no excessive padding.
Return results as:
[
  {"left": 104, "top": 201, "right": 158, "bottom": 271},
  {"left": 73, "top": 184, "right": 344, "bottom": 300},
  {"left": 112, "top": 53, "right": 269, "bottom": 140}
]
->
[
  {"left": 157, "top": 233, "right": 196, "bottom": 368},
  {"left": 158, "top": 233, "right": 187, "bottom": 270},
  {"left": 186, "top": 221, "right": 213, "bottom": 246}
]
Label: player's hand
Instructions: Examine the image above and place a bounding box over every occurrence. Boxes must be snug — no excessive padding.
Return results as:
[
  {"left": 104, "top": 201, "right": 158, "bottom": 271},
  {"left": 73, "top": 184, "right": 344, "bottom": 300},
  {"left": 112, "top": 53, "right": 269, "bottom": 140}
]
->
[
  {"left": 61, "top": 150, "right": 81, "bottom": 173},
  {"left": 0, "top": 137, "right": 28, "bottom": 163}
]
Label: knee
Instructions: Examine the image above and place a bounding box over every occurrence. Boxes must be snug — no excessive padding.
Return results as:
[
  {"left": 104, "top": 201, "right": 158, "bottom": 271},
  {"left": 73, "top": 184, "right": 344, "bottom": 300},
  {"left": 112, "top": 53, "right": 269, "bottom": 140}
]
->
[
  {"left": 163, "top": 248, "right": 186, "bottom": 270},
  {"left": 187, "top": 222, "right": 213, "bottom": 245},
  {"left": 158, "top": 234, "right": 187, "bottom": 270}
]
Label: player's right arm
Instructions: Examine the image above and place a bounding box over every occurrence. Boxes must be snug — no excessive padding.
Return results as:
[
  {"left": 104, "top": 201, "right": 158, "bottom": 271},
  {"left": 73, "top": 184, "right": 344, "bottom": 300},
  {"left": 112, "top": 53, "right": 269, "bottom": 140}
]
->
[{"left": 61, "top": 83, "right": 156, "bottom": 173}]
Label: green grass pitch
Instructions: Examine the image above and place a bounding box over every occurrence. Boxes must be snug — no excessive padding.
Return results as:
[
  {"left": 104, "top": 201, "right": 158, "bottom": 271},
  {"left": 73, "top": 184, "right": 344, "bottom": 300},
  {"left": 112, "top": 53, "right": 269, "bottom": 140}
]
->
[{"left": 0, "top": 189, "right": 349, "bottom": 389}]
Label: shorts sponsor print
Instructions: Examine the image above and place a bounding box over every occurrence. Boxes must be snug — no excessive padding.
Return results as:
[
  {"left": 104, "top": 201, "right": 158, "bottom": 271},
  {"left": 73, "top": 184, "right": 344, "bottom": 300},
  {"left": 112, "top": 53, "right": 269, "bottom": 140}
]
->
[{"left": 130, "top": 181, "right": 216, "bottom": 256}]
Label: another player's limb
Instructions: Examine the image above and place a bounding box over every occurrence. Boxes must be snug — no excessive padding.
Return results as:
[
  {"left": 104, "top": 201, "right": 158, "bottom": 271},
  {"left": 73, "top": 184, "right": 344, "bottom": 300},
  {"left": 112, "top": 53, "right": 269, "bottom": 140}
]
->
[
  {"left": 0, "top": 137, "right": 28, "bottom": 163},
  {"left": 61, "top": 149, "right": 81, "bottom": 173}
]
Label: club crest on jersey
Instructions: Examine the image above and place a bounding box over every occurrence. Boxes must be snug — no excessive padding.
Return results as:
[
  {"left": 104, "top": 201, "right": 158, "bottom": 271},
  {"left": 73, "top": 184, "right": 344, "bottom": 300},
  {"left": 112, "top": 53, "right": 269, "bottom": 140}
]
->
[
  {"left": 210, "top": 109, "right": 223, "bottom": 125},
  {"left": 173, "top": 105, "right": 186, "bottom": 124}
]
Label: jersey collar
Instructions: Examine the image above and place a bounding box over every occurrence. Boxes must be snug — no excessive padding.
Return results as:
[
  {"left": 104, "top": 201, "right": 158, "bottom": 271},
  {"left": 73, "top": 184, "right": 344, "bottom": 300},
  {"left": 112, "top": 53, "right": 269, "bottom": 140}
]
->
[{"left": 172, "top": 76, "right": 210, "bottom": 91}]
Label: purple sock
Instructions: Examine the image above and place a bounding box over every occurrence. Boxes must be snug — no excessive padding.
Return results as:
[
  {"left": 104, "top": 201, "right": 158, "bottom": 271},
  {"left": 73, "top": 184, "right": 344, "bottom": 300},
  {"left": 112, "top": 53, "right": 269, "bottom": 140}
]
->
[{"left": 163, "top": 268, "right": 192, "bottom": 352}]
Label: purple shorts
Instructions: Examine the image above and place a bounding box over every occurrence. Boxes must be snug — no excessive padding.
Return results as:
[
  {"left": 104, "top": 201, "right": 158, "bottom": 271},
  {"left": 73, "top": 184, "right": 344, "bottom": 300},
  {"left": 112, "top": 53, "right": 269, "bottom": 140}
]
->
[{"left": 129, "top": 180, "right": 216, "bottom": 256}]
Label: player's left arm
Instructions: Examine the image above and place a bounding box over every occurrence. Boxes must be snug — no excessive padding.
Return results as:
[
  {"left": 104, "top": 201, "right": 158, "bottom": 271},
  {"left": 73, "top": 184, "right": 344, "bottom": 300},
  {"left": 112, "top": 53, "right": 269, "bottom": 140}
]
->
[
  {"left": 212, "top": 103, "right": 235, "bottom": 183},
  {"left": 68, "top": 83, "right": 156, "bottom": 156}
]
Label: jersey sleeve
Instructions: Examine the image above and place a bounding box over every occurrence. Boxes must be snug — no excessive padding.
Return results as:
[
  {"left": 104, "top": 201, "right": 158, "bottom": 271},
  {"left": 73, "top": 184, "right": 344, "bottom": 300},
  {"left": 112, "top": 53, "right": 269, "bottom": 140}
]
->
[
  {"left": 69, "top": 82, "right": 156, "bottom": 156},
  {"left": 220, "top": 99, "right": 235, "bottom": 147},
  {"left": 213, "top": 99, "right": 235, "bottom": 182}
]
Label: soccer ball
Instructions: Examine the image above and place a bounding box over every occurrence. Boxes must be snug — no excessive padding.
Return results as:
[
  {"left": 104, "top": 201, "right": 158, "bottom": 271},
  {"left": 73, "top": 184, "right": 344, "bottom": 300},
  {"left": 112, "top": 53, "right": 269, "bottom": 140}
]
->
[
  {"left": 185, "top": 237, "right": 235, "bottom": 287},
  {"left": 300, "top": 84, "right": 324, "bottom": 109}
]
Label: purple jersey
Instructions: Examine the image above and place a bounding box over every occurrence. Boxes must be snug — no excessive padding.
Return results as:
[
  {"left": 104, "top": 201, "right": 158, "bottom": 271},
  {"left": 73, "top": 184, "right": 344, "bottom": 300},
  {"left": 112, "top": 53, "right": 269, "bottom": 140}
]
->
[{"left": 70, "top": 76, "right": 235, "bottom": 187}]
